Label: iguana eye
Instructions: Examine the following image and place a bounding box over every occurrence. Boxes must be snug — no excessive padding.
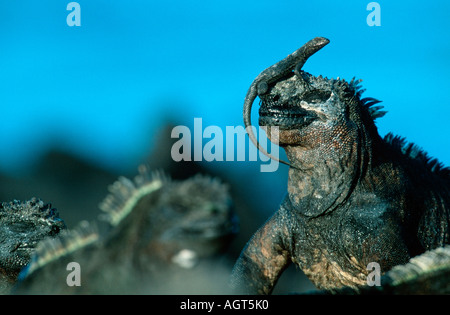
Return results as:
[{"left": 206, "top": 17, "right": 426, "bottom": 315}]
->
[{"left": 302, "top": 90, "right": 331, "bottom": 104}]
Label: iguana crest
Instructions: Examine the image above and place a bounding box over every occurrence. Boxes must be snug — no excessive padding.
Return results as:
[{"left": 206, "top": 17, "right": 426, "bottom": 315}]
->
[
  {"left": 99, "top": 164, "right": 166, "bottom": 226},
  {"left": 20, "top": 220, "right": 98, "bottom": 280}
]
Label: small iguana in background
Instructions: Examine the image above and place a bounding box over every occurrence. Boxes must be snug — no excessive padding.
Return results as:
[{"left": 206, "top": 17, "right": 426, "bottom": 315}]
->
[
  {"left": 14, "top": 165, "right": 237, "bottom": 294},
  {"left": 230, "top": 37, "right": 450, "bottom": 294},
  {"left": 0, "top": 198, "right": 65, "bottom": 294}
]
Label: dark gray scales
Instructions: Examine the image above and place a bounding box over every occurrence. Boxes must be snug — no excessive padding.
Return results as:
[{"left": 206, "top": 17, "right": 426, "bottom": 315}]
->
[
  {"left": 0, "top": 198, "right": 66, "bottom": 293},
  {"left": 232, "top": 37, "right": 450, "bottom": 294}
]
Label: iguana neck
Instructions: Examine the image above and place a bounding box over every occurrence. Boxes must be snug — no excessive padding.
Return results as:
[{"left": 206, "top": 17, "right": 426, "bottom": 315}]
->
[{"left": 284, "top": 123, "right": 375, "bottom": 217}]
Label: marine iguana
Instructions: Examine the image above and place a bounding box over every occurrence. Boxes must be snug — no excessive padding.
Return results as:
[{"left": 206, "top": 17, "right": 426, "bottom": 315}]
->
[
  {"left": 0, "top": 198, "right": 65, "bottom": 294},
  {"left": 14, "top": 165, "right": 237, "bottom": 294},
  {"left": 231, "top": 37, "right": 450, "bottom": 294}
]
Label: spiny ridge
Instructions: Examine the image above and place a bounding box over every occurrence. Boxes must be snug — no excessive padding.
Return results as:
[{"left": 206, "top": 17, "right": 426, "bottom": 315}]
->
[
  {"left": 384, "top": 133, "right": 449, "bottom": 178},
  {"left": 98, "top": 164, "right": 165, "bottom": 226},
  {"left": 20, "top": 220, "right": 98, "bottom": 279}
]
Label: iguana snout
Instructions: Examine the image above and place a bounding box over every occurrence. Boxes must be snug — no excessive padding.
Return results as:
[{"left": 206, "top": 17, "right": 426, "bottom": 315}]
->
[
  {"left": 258, "top": 91, "right": 319, "bottom": 131},
  {"left": 257, "top": 72, "right": 355, "bottom": 148}
]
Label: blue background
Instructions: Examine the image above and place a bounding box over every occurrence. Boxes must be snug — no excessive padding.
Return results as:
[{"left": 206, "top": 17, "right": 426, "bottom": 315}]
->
[{"left": 0, "top": 0, "right": 449, "bottom": 181}]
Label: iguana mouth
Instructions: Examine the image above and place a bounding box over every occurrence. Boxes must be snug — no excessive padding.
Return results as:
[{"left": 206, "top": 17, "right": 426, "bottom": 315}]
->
[{"left": 258, "top": 104, "right": 317, "bottom": 130}]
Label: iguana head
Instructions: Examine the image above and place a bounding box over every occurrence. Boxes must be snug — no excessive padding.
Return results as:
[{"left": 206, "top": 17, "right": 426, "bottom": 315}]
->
[
  {"left": 0, "top": 198, "right": 65, "bottom": 289},
  {"left": 100, "top": 165, "right": 238, "bottom": 270},
  {"left": 244, "top": 37, "right": 385, "bottom": 169},
  {"left": 244, "top": 38, "right": 386, "bottom": 216},
  {"left": 155, "top": 174, "right": 238, "bottom": 261},
  {"left": 260, "top": 73, "right": 384, "bottom": 159}
]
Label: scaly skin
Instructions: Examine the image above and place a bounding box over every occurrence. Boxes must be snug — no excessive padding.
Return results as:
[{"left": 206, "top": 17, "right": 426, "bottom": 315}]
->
[
  {"left": 0, "top": 198, "right": 65, "bottom": 293},
  {"left": 231, "top": 38, "right": 449, "bottom": 294}
]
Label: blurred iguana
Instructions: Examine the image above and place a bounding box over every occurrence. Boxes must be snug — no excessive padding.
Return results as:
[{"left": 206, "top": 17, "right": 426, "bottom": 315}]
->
[
  {"left": 231, "top": 37, "right": 450, "bottom": 294},
  {"left": 14, "top": 165, "right": 237, "bottom": 294},
  {"left": 0, "top": 198, "right": 65, "bottom": 294}
]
